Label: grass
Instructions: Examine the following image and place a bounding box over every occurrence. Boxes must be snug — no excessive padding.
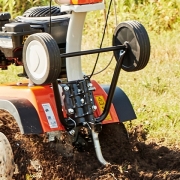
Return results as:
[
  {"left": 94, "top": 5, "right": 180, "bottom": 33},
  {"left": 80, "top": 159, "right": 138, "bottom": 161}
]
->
[
  {"left": 81, "top": 28, "right": 180, "bottom": 147},
  {"left": 0, "top": 66, "right": 25, "bottom": 84},
  {"left": 0, "top": 0, "right": 180, "bottom": 147}
]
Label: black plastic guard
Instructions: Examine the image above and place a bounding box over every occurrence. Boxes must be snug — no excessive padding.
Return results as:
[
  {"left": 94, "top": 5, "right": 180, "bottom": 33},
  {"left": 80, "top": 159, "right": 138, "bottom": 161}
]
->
[
  {"left": 101, "top": 85, "right": 136, "bottom": 122},
  {"left": 0, "top": 97, "right": 43, "bottom": 134}
]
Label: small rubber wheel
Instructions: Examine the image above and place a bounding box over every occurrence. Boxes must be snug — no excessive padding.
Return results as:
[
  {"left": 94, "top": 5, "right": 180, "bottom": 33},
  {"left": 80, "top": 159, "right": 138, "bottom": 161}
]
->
[
  {"left": 0, "top": 132, "right": 15, "bottom": 180},
  {"left": 23, "top": 33, "right": 61, "bottom": 85},
  {"left": 113, "top": 20, "right": 150, "bottom": 72}
]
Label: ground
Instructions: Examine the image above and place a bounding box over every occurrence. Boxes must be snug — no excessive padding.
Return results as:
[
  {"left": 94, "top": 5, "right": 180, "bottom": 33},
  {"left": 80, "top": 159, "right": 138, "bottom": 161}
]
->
[{"left": 0, "top": 109, "right": 180, "bottom": 180}]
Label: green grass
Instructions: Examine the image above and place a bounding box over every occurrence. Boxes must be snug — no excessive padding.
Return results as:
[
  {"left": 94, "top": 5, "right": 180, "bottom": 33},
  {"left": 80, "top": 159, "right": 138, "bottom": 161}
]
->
[
  {"left": 0, "top": 66, "right": 26, "bottom": 84},
  {"left": 81, "top": 1, "right": 180, "bottom": 146},
  {"left": 0, "top": 0, "right": 180, "bottom": 146},
  {"left": 81, "top": 28, "right": 180, "bottom": 146}
]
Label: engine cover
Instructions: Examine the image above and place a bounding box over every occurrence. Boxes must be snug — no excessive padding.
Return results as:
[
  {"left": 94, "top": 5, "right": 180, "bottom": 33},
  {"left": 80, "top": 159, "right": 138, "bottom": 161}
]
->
[{"left": 0, "top": 22, "right": 39, "bottom": 59}]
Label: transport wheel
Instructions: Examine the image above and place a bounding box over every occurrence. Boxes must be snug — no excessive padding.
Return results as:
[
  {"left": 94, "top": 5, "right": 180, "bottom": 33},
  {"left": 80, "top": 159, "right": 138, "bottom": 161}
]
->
[
  {"left": 0, "top": 132, "right": 15, "bottom": 180},
  {"left": 99, "top": 122, "right": 132, "bottom": 164},
  {"left": 113, "top": 20, "right": 150, "bottom": 72},
  {"left": 23, "top": 33, "right": 61, "bottom": 85},
  {"left": 0, "top": 110, "right": 43, "bottom": 179}
]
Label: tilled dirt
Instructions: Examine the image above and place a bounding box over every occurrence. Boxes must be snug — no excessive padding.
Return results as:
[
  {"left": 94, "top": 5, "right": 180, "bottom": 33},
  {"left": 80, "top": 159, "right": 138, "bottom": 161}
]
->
[{"left": 0, "top": 109, "right": 180, "bottom": 180}]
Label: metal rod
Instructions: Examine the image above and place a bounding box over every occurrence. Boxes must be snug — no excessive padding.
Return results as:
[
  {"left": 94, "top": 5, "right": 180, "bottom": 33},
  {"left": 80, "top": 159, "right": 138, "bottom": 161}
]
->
[
  {"left": 91, "top": 128, "right": 109, "bottom": 165},
  {"left": 60, "top": 45, "right": 126, "bottom": 58},
  {"left": 95, "top": 50, "right": 126, "bottom": 123}
]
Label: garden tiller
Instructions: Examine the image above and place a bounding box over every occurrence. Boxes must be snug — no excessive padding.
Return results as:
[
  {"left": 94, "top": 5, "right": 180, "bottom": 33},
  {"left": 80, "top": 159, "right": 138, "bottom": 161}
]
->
[{"left": 0, "top": 0, "right": 150, "bottom": 178}]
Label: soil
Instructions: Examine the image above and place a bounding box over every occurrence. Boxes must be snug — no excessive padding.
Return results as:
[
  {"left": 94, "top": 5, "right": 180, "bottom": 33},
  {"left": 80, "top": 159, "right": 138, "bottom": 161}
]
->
[{"left": 0, "top": 109, "right": 180, "bottom": 180}]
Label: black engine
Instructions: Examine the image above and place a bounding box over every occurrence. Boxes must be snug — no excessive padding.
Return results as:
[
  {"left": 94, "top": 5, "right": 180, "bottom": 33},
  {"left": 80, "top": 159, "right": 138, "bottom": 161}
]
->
[{"left": 0, "top": 6, "right": 69, "bottom": 77}]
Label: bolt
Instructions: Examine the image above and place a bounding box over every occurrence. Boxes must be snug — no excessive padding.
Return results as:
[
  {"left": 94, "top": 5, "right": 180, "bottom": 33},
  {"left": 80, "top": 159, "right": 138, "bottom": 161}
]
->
[
  {"left": 64, "top": 86, "right": 69, "bottom": 91},
  {"left": 92, "top": 105, "right": 97, "bottom": 111},
  {"left": 83, "top": 122, "right": 87, "bottom": 126},
  {"left": 87, "top": 83, "right": 93, "bottom": 87},
  {"left": 88, "top": 86, "right": 96, "bottom": 91},
  {"left": 81, "top": 98, "right": 85, "bottom": 104},
  {"left": 68, "top": 108, "right": 74, "bottom": 114},
  {"left": 69, "top": 129, "right": 75, "bottom": 136},
  {"left": 119, "top": 50, "right": 125, "bottom": 56},
  {"left": 82, "top": 142, "right": 86, "bottom": 146}
]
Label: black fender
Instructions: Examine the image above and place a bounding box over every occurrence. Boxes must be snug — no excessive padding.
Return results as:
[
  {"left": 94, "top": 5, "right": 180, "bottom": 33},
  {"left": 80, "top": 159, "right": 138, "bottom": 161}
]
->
[
  {"left": 0, "top": 97, "right": 43, "bottom": 134},
  {"left": 101, "top": 85, "right": 136, "bottom": 122}
]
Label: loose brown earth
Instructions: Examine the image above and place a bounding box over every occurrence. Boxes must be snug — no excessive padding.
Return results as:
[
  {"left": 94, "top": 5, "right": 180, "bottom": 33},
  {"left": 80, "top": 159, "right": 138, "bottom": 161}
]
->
[{"left": 0, "top": 109, "right": 180, "bottom": 180}]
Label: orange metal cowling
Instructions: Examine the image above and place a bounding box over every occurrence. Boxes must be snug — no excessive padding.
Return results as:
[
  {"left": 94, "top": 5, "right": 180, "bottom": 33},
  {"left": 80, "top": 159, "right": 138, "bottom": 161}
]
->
[
  {"left": 0, "top": 82, "right": 65, "bottom": 133},
  {"left": 0, "top": 80, "right": 119, "bottom": 133},
  {"left": 70, "top": 0, "right": 102, "bottom": 5},
  {"left": 55, "top": 0, "right": 102, "bottom": 5},
  {"left": 91, "top": 80, "right": 119, "bottom": 124}
]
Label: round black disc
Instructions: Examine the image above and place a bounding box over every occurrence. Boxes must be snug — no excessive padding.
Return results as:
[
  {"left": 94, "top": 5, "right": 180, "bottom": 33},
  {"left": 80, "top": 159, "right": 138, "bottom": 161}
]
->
[{"left": 113, "top": 20, "right": 150, "bottom": 72}]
